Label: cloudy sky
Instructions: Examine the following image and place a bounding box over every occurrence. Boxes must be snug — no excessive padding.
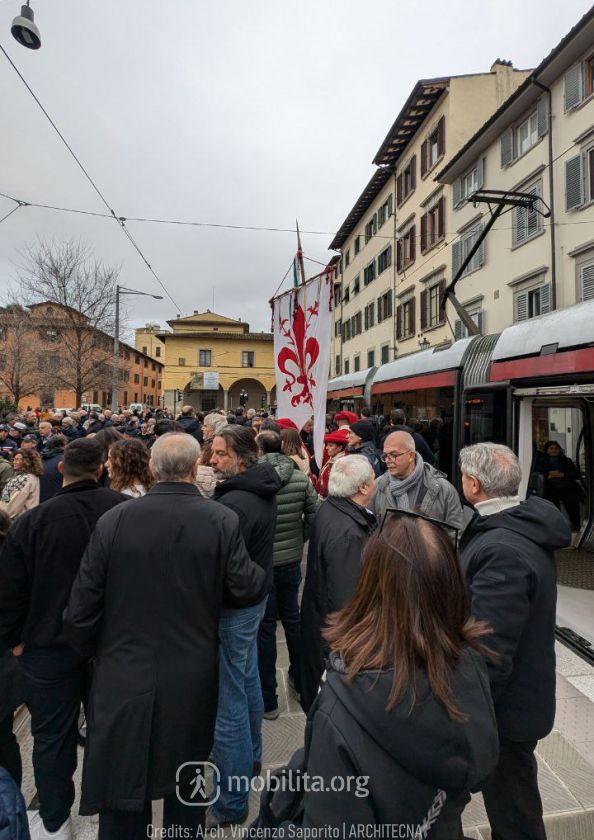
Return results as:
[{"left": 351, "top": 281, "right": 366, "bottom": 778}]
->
[{"left": 0, "top": 0, "right": 590, "bottom": 336}]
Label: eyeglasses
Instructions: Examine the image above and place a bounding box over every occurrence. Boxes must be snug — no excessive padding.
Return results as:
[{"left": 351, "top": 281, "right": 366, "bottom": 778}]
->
[
  {"left": 380, "top": 449, "right": 411, "bottom": 463},
  {"left": 380, "top": 507, "right": 460, "bottom": 547}
]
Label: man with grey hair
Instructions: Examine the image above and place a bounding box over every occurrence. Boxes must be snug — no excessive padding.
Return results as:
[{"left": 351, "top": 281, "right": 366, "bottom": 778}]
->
[
  {"left": 64, "top": 432, "right": 265, "bottom": 840},
  {"left": 373, "top": 429, "right": 464, "bottom": 532},
  {"left": 459, "top": 442, "right": 571, "bottom": 840},
  {"left": 300, "top": 455, "right": 377, "bottom": 713}
]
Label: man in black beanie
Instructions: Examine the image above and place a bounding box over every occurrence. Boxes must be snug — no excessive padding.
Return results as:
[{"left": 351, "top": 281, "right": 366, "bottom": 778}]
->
[{"left": 347, "top": 421, "right": 384, "bottom": 477}]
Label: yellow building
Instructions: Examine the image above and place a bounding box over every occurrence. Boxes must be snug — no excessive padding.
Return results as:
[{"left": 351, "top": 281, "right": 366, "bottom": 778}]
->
[{"left": 135, "top": 311, "right": 275, "bottom": 413}]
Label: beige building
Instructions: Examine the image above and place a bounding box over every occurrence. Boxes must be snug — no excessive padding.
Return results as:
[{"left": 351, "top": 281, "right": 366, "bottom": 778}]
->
[
  {"left": 331, "top": 61, "right": 530, "bottom": 378},
  {"left": 437, "top": 8, "right": 594, "bottom": 333},
  {"left": 135, "top": 311, "right": 275, "bottom": 413}
]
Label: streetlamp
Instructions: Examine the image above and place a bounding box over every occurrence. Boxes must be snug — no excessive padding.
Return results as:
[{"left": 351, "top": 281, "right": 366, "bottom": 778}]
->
[
  {"left": 112, "top": 285, "right": 163, "bottom": 411},
  {"left": 11, "top": 1, "right": 41, "bottom": 49}
]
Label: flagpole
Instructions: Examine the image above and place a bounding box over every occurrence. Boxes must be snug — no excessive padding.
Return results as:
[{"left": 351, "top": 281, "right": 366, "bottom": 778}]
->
[{"left": 296, "top": 220, "right": 306, "bottom": 287}]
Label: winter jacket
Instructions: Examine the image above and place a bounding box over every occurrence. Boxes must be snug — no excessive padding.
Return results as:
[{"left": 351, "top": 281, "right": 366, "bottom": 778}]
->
[
  {"left": 373, "top": 461, "right": 465, "bottom": 533},
  {"left": 195, "top": 465, "right": 218, "bottom": 498},
  {"left": 259, "top": 453, "right": 320, "bottom": 566},
  {"left": 0, "top": 474, "right": 39, "bottom": 522},
  {"left": 300, "top": 650, "right": 498, "bottom": 836},
  {"left": 460, "top": 495, "right": 571, "bottom": 742},
  {"left": 0, "top": 768, "right": 29, "bottom": 840},
  {"left": 63, "top": 482, "right": 265, "bottom": 813},
  {"left": 177, "top": 415, "right": 203, "bottom": 443},
  {"left": 0, "top": 461, "right": 13, "bottom": 494},
  {"left": 0, "top": 480, "right": 126, "bottom": 651},
  {"left": 39, "top": 448, "right": 64, "bottom": 503},
  {"left": 349, "top": 440, "right": 384, "bottom": 478},
  {"left": 300, "top": 497, "right": 376, "bottom": 712},
  {"left": 213, "top": 463, "right": 282, "bottom": 606},
  {"left": 0, "top": 523, "right": 24, "bottom": 723}
]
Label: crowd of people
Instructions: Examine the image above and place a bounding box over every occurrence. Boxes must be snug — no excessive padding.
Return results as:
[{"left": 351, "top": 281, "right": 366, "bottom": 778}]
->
[{"left": 0, "top": 399, "right": 573, "bottom": 840}]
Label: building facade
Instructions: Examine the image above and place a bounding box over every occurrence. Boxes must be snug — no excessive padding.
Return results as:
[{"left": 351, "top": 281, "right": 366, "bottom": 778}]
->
[
  {"left": 331, "top": 61, "right": 530, "bottom": 379},
  {"left": 135, "top": 310, "right": 275, "bottom": 413}
]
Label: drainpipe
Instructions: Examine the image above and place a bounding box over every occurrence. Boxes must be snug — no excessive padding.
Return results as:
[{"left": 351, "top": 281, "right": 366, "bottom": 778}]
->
[
  {"left": 392, "top": 170, "right": 398, "bottom": 359},
  {"left": 532, "top": 79, "right": 557, "bottom": 311}
]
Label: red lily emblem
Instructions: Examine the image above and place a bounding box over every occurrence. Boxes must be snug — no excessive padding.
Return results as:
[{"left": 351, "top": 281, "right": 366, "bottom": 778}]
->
[{"left": 277, "top": 301, "right": 320, "bottom": 408}]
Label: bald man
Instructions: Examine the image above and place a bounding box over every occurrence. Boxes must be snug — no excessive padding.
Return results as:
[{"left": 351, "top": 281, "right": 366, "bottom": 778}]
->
[{"left": 372, "top": 430, "right": 465, "bottom": 533}]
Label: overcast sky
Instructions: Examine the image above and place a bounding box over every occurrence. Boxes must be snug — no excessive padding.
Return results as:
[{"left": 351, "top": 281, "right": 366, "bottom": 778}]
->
[{"left": 0, "top": 0, "right": 591, "bottom": 337}]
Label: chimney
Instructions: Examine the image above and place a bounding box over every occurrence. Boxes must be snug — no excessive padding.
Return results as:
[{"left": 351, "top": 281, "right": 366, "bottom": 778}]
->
[{"left": 490, "top": 58, "right": 513, "bottom": 72}]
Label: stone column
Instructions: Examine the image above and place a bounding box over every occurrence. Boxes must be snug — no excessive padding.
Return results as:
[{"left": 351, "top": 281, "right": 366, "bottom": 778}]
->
[{"left": 223, "top": 389, "right": 229, "bottom": 412}]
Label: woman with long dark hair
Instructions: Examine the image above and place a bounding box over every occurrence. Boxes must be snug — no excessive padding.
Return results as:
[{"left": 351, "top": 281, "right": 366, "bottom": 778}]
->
[
  {"left": 107, "top": 439, "right": 153, "bottom": 497},
  {"left": 298, "top": 513, "right": 499, "bottom": 836},
  {"left": 0, "top": 448, "right": 43, "bottom": 520}
]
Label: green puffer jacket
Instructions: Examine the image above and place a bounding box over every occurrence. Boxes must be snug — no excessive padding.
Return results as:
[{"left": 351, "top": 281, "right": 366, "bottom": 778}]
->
[{"left": 260, "top": 452, "right": 321, "bottom": 566}]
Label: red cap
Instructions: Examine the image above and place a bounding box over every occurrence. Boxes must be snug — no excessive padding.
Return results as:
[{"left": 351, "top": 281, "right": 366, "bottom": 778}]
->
[
  {"left": 277, "top": 417, "right": 298, "bottom": 430},
  {"left": 334, "top": 411, "right": 358, "bottom": 425},
  {"left": 324, "top": 428, "right": 349, "bottom": 445}
]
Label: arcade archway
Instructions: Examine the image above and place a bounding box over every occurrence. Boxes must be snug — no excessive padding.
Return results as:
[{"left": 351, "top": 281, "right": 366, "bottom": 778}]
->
[{"left": 228, "top": 378, "right": 267, "bottom": 411}]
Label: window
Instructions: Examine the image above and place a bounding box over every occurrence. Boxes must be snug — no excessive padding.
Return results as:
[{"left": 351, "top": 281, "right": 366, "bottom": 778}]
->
[
  {"left": 397, "top": 156, "right": 416, "bottom": 206},
  {"left": 514, "top": 275, "right": 552, "bottom": 322},
  {"left": 135, "top": 355, "right": 140, "bottom": 364},
  {"left": 377, "top": 195, "right": 392, "bottom": 227},
  {"left": 452, "top": 224, "right": 485, "bottom": 278},
  {"left": 363, "top": 261, "right": 376, "bottom": 286},
  {"left": 354, "top": 235, "right": 361, "bottom": 255},
  {"left": 381, "top": 344, "right": 390, "bottom": 364},
  {"left": 45, "top": 328, "right": 59, "bottom": 343},
  {"left": 501, "top": 98, "right": 548, "bottom": 166},
  {"left": 334, "top": 285, "right": 342, "bottom": 307},
  {"left": 513, "top": 183, "right": 543, "bottom": 246},
  {"left": 565, "top": 146, "right": 594, "bottom": 210},
  {"left": 354, "top": 355, "right": 361, "bottom": 372},
  {"left": 420, "top": 116, "right": 445, "bottom": 177},
  {"left": 178, "top": 357, "right": 186, "bottom": 366},
  {"left": 343, "top": 286, "right": 350, "bottom": 304},
  {"left": 577, "top": 258, "right": 594, "bottom": 302},
  {"left": 420, "top": 197, "right": 445, "bottom": 253},
  {"left": 354, "top": 311, "right": 362, "bottom": 335},
  {"left": 367, "top": 350, "right": 375, "bottom": 368},
  {"left": 377, "top": 245, "right": 392, "bottom": 275},
  {"left": 242, "top": 351, "right": 255, "bottom": 368},
  {"left": 353, "top": 276, "right": 360, "bottom": 295},
  {"left": 377, "top": 290, "right": 393, "bottom": 323},
  {"left": 396, "top": 298, "right": 415, "bottom": 340},
  {"left": 134, "top": 373, "right": 140, "bottom": 384},
  {"left": 364, "top": 214, "right": 377, "bottom": 244},
  {"left": 344, "top": 359, "right": 350, "bottom": 374},
  {"left": 155, "top": 346, "right": 161, "bottom": 357},
  {"left": 334, "top": 318, "right": 342, "bottom": 338},
  {"left": 199, "top": 349, "right": 212, "bottom": 366},
  {"left": 143, "top": 377, "right": 148, "bottom": 387},
  {"left": 454, "top": 309, "right": 484, "bottom": 340},
  {"left": 420, "top": 280, "right": 446, "bottom": 330},
  {"left": 453, "top": 159, "right": 485, "bottom": 208},
  {"left": 396, "top": 225, "right": 416, "bottom": 272},
  {"left": 142, "top": 346, "right": 147, "bottom": 355},
  {"left": 151, "top": 379, "right": 155, "bottom": 388},
  {"left": 564, "top": 60, "right": 594, "bottom": 110},
  {"left": 345, "top": 249, "right": 350, "bottom": 268},
  {"left": 335, "top": 355, "right": 341, "bottom": 376},
  {"left": 364, "top": 302, "right": 375, "bottom": 331}
]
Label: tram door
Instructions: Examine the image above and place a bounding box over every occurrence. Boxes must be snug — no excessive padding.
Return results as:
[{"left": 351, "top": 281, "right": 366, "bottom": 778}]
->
[{"left": 517, "top": 398, "right": 593, "bottom": 550}]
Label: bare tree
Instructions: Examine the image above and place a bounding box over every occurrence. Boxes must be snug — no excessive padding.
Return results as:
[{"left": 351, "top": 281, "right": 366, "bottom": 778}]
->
[
  {"left": 18, "top": 240, "right": 119, "bottom": 406},
  {"left": 0, "top": 304, "right": 46, "bottom": 406}
]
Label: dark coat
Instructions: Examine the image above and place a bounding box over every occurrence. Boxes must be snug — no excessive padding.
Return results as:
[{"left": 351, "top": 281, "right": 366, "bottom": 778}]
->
[
  {"left": 300, "top": 497, "right": 376, "bottom": 712},
  {"left": 0, "top": 768, "right": 29, "bottom": 840},
  {"left": 63, "top": 482, "right": 266, "bottom": 813},
  {"left": 0, "top": 480, "right": 126, "bottom": 652},
  {"left": 300, "top": 651, "right": 498, "bottom": 836},
  {"left": 213, "top": 463, "right": 281, "bottom": 606},
  {"left": 351, "top": 440, "right": 384, "bottom": 478},
  {"left": 39, "top": 449, "right": 64, "bottom": 503},
  {"left": 177, "top": 415, "right": 203, "bottom": 443},
  {"left": 459, "top": 496, "right": 571, "bottom": 742}
]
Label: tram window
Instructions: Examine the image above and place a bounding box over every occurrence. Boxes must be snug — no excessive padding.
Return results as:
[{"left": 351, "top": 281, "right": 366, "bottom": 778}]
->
[
  {"left": 464, "top": 391, "right": 508, "bottom": 446},
  {"left": 528, "top": 404, "right": 589, "bottom": 540}
]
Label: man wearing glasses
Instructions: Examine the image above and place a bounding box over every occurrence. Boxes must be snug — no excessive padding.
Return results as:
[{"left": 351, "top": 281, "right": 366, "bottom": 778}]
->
[{"left": 372, "top": 430, "right": 465, "bottom": 532}]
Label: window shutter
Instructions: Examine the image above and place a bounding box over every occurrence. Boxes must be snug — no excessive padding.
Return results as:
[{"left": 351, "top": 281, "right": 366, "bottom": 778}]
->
[
  {"left": 476, "top": 224, "right": 485, "bottom": 268},
  {"left": 564, "top": 64, "right": 584, "bottom": 111},
  {"left": 515, "top": 291, "right": 528, "bottom": 322},
  {"left": 387, "top": 244, "right": 392, "bottom": 267},
  {"left": 437, "top": 116, "right": 445, "bottom": 157},
  {"left": 438, "top": 279, "right": 446, "bottom": 322},
  {"left": 475, "top": 310, "right": 484, "bottom": 334},
  {"left": 411, "top": 155, "right": 417, "bottom": 191},
  {"left": 397, "top": 174, "right": 403, "bottom": 206},
  {"left": 364, "top": 306, "right": 369, "bottom": 331},
  {"left": 410, "top": 225, "right": 416, "bottom": 262},
  {"left": 386, "top": 290, "right": 393, "bottom": 317},
  {"left": 410, "top": 297, "right": 416, "bottom": 335},
  {"left": 421, "top": 139, "right": 428, "bottom": 177},
  {"left": 536, "top": 96, "right": 549, "bottom": 138},
  {"left": 454, "top": 319, "right": 464, "bottom": 341},
  {"left": 420, "top": 289, "right": 428, "bottom": 330},
  {"left": 396, "top": 239, "right": 403, "bottom": 273},
  {"left": 372, "top": 213, "right": 378, "bottom": 235},
  {"left": 387, "top": 193, "right": 393, "bottom": 217},
  {"left": 420, "top": 213, "right": 428, "bottom": 253},
  {"left": 396, "top": 305, "right": 403, "bottom": 340},
  {"left": 477, "top": 157, "right": 485, "bottom": 190},
  {"left": 580, "top": 262, "right": 594, "bottom": 301},
  {"left": 377, "top": 296, "right": 383, "bottom": 322},
  {"left": 501, "top": 128, "right": 514, "bottom": 167},
  {"left": 452, "top": 240, "right": 461, "bottom": 276},
  {"left": 565, "top": 155, "right": 584, "bottom": 210},
  {"left": 453, "top": 178, "right": 462, "bottom": 209},
  {"left": 514, "top": 205, "right": 527, "bottom": 246},
  {"left": 438, "top": 197, "right": 445, "bottom": 239},
  {"left": 539, "top": 284, "right": 552, "bottom": 314}
]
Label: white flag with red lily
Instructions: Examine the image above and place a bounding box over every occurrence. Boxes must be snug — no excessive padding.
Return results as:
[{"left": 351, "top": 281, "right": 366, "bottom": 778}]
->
[{"left": 272, "top": 268, "right": 334, "bottom": 468}]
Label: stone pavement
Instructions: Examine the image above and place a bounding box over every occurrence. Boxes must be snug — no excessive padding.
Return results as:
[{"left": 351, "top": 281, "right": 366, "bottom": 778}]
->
[{"left": 17, "top": 635, "right": 594, "bottom": 839}]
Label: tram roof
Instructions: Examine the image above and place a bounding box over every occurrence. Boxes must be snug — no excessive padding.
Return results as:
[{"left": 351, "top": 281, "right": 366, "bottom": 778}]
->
[
  {"left": 372, "top": 338, "right": 474, "bottom": 385},
  {"left": 327, "top": 367, "right": 374, "bottom": 392},
  {"left": 492, "top": 299, "right": 594, "bottom": 362}
]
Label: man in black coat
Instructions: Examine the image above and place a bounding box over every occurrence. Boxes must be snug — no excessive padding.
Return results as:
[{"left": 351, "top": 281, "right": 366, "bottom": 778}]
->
[
  {"left": 300, "top": 455, "right": 377, "bottom": 713},
  {"left": 459, "top": 442, "right": 571, "bottom": 840},
  {"left": 39, "top": 435, "right": 66, "bottom": 503},
  {"left": 0, "top": 438, "right": 126, "bottom": 840},
  {"left": 379, "top": 408, "right": 435, "bottom": 465},
  {"left": 178, "top": 405, "right": 204, "bottom": 443},
  {"left": 64, "top": 432, "right": 265, "bottom": 840},
  {"left": 209, "top": 425, "right": 281, "bottom": 827}
]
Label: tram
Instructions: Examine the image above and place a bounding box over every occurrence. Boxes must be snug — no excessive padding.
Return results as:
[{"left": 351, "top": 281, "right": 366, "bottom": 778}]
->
[{"left": 328, "top": 298, "right": 594, "bottom": 554}]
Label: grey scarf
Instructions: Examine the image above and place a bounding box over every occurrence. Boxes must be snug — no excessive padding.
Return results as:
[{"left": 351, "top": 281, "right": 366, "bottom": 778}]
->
[{"left": 389, "top": 453, "right": 425, "bottom": 510}]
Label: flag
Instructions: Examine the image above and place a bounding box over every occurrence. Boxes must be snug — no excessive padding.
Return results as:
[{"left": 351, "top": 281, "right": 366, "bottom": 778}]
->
[{"left": 272, "top": 268, "right": 333, "bottom": 468}]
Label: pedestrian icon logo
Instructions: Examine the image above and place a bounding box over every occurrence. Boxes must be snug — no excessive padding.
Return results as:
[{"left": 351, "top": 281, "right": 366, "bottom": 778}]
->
[{"left": 176, "top": 761, "right": 220, "bottom": 806}]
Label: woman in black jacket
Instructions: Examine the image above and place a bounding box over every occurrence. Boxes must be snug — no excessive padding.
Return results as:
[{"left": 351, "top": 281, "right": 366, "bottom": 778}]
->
[
  {"left": 299, "top": 512, "right": 499, "bottom": 837},
  {"left": 536, "top": 440, "right": 583, "bottom": 532}
]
